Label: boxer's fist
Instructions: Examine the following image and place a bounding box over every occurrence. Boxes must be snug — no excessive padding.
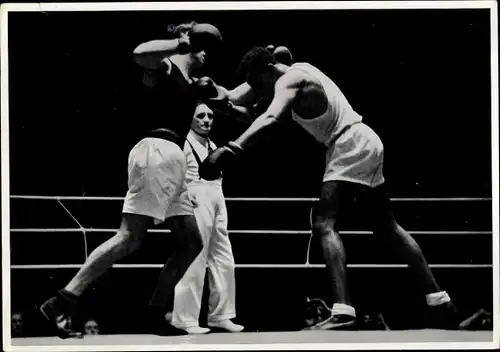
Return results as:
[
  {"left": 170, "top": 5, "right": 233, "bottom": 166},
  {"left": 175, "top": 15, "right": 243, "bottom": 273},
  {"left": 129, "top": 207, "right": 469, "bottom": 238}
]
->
[
  {"left": 194, "top": 77, "right": 233, "bottom": 112},
  {"left": 266, "top": 44, "right": 293, "bottom": 65},
  {"left": 189, "top": 23, "right": 223, "bottom": 53},
  {"left": 194, "top": 76, "right": 219, "bottom": 100},
  {"left": 199, "top": 147, "right": 231, "bottom": 180},
  {"left": 177, "top": 33, "right": 192, "bottom": 54},
  {"left": 199, "top": 142, "right": 243, "bottom": 180}
]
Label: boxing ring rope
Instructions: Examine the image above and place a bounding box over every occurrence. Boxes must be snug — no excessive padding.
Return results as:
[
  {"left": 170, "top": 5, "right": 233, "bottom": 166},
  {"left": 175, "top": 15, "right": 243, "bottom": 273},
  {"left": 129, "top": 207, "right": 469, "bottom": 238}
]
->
[
  {"left": 9, "top": 229, "right": 492, "bottom": 235},
  {"left": 9, "top": 195, "right": 493, "bottom": 271},
  {"left": 10, "top": 264, "right": 492, "bottom": 269},
  {"left": 56, "top": 200, "right": 89, "bottom": 259},
  {"left": 10, "top": 195, "right": 493, "bottom": 202}
]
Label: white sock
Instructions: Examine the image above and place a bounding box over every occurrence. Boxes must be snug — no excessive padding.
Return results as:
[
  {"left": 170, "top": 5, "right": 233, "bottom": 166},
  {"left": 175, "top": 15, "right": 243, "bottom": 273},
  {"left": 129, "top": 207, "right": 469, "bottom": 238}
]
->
[
  {"left": 426, "top": 291, "right": 451, "bottom": 306},
  {"left": 331, "top": 303, "right": 356, "bottom": 318}
]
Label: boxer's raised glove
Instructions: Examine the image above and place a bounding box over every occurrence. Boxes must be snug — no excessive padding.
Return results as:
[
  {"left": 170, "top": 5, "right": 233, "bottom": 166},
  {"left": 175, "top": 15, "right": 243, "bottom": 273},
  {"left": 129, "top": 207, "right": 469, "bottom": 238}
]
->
[
  {"left": 266, "top": 44, "right": 293, "bottom": 65},
  {"left": 178, "top": 23, "right": 223, "bottom": 54},
  {"left": 272, "top": 46, "right": 293, "bottom": 65},
  {"left": 199, "top": 141, "right": 243, "bottom": 180},
  {"left": 190, "top": 23, "right": 222, "bottom": 53}
]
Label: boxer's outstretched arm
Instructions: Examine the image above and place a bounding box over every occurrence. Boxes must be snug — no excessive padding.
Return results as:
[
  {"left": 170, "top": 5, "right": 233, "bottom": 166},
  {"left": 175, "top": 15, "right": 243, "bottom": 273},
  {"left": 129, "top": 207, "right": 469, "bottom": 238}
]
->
[
  {"left": 205, "top": 82, "right": 256, "bottom": 124},
  {"left": 224, "top": 103, "right": 255, "bottom": 124},
  {"left": 227, "top": 83, "right": 257, "bottom": 106},
  {"left": 209, "top": 97, "right": 254, "bottom": 124},
  {"left": 234, "top": 82, "right": 298, "bottom": 149},
  {"left": 133, "top": 39, "right": 185, "bottom": 69}
]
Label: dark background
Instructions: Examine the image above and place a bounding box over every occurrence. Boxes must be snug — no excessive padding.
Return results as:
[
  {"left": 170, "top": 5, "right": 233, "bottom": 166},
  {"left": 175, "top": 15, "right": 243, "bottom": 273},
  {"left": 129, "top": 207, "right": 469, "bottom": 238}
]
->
[{"left": 7, "top": 8, "right": 494, "bottom": 336}]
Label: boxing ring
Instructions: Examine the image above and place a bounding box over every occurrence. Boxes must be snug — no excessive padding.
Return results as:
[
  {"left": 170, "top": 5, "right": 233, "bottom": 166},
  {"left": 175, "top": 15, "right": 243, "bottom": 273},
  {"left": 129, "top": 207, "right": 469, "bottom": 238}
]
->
[{"left": 6, "top": 195, "right": 498, "bottom": 350}]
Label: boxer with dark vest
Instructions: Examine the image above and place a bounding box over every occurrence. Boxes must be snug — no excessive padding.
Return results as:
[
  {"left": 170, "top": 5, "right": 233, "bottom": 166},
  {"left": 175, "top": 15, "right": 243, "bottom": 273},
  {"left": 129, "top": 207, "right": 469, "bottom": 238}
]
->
[{"left": 39, "top": 22, "right": 223, "bottom": 338}]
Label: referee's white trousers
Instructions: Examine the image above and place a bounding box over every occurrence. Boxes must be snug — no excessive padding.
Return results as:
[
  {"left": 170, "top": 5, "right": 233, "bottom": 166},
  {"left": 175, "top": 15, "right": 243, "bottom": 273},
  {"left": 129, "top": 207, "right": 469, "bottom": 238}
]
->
[{"left": 171, "top": 180, "right": 237, "bottom": 328}]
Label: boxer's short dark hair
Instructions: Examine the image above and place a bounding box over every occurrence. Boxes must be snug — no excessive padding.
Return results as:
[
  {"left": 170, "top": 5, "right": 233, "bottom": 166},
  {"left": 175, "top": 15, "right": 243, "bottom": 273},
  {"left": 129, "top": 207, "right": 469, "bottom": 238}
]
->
[
  {"left": 165, "top": 21, "right": 197, "bottom": 39},
  {"left": 236, "top": 46, "right": 277, "bottom": 80}
]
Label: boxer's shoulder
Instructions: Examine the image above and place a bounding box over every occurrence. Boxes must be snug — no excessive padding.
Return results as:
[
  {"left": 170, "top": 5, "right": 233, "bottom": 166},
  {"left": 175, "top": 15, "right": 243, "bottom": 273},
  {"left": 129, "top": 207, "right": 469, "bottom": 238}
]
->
[{"left": 280, "top": 65, "right": 316, "bottom": 88}]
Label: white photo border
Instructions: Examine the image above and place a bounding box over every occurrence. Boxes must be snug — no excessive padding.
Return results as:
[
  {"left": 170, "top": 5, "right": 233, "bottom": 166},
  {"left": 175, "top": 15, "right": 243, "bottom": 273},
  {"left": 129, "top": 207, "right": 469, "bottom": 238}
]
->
[{"left": 1, "top": 1, "right": 498, "bottom": 351}]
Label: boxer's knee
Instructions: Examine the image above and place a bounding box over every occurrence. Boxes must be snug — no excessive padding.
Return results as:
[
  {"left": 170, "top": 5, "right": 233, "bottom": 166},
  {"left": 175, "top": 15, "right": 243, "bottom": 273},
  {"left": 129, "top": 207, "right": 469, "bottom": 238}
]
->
[
  {"left": 312, "top": 216, "right": 336, "bottom": 238},
  {"left": 312, "top": 213, "right": 347, "bottom": 264},
  {"left": 373, "top": 216, "right": 399, "bottom": 236},
  {"left": 374, "top": 217, "right": 425, "bottom": 259},
  {"left": 112, "top": 213, "right": 151, "bottom": 256},
  {"left": 372, "top": 205, "right": 406, "bottom": 240},
  {"left": 313, "top": 181, "right": 346, "bottom": 237},
  {"left": 370, "top": 184, "right": 400, "bottom": 234}
]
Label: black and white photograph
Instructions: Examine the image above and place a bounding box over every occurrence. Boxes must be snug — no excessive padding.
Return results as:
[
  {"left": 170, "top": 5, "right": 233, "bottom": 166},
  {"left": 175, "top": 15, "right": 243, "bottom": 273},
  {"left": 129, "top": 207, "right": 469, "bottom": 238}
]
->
[{"left": 1, "top": 1, "right": 499, "bottom": 350}]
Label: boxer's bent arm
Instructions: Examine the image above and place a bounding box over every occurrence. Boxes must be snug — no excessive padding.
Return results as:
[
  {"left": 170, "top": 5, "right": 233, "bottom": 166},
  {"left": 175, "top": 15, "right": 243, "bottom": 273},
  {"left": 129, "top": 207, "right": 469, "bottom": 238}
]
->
[
  {"left": 223, "top": 102, "right": 253, "bottom": 119},
  {"left": 209, "top": 100, "right": 254, "bottom": 125},
  {"left": 207, "top": 80, "right": 256, "bottom": 107},
  {"left": 229, "top": 103, "right": 251, "bottom": 116},
  {"left": 234, "top": 86, "right": 298, "bottom": 148},
  {"left": 133, "top": 39, "right": 184, "bottom": 69},
  {"left": 227, "top": 83, "right": 257, "bottom": 106},
  {"left": 208, "top": 82, "right": 256, "bottom": 123}
]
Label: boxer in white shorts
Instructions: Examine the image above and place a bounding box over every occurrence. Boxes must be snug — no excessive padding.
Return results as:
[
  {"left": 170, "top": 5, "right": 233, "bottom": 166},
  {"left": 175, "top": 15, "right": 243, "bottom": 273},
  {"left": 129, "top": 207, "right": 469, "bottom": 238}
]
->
[
  {"left": 168, "top": 103, "right": 244, "bottom": 334},
  {"left": 123, "top": 137, "right": 193, "bottom": 224},
  {"left": 199, "top": 46, "right": 470, "bottom": 331},
  {"left": 39, "top": 21, "right": 223, "bottom": 338}
]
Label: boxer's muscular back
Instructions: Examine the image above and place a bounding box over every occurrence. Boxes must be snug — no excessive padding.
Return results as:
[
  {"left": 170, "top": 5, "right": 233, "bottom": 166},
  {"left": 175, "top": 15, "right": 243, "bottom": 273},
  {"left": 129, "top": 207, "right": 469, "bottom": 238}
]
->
[{"left": 289, "top": 63, "right": 363, "bottom": 146}]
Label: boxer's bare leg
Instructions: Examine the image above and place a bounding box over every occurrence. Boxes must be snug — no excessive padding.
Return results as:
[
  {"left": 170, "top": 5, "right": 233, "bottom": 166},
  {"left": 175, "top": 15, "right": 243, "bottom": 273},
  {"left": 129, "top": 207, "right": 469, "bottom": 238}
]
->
[
  {"left": 40, "top": 213, "right": 152, "bottom": 338},
  {"left": 368, "top": 184, "right": 464, "bottom": 329},
  {"left": 368, "top": 184, "right": 441, "bottom": 295},
  {"left": 65, "top": 213, "right": 152, "bottom": 296},
  {"left": 310, "top": 181, "right": 358, "bottom": 330}
]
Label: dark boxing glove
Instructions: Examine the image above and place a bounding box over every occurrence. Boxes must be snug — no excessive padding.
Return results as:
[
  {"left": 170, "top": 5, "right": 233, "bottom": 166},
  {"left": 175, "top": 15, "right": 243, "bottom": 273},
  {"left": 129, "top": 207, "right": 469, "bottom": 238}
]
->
[
  {"left": 272, "top": 46, "right": 293, "bottom": 65},
  {"left": 195, "top": 76, "right": 219, "bottom": 100},
  {"left": 189, "top": 23, "right": 223, "bottom": 53},
  {"left": 194, "top": 77, "right": 233, "bottom": 113},
  {"left": 199, "top": 142, "right": 243, "bottom": 180},
  {"left": 266, "top": 44, "right": 293, "bottom": 65}
]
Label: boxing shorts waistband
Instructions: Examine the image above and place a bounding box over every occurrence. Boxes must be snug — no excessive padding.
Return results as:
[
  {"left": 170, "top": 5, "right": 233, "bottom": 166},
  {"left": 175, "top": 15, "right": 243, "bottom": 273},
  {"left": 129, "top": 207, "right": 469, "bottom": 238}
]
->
[
  {"left": 327, "top": 121, "right": 363, "bottom": 147},
  {"left": 145, "top": 128, "right": 184, "bottom": 147}
]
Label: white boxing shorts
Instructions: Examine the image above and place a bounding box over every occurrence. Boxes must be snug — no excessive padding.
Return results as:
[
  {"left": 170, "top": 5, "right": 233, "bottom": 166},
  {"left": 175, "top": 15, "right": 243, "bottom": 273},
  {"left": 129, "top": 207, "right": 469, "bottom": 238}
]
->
[
  {"left": 324, "top": 123, "right": 385, "bottom": 188},
  {"left": 122, "top": 137, "right": 194, "bottom": 224}
]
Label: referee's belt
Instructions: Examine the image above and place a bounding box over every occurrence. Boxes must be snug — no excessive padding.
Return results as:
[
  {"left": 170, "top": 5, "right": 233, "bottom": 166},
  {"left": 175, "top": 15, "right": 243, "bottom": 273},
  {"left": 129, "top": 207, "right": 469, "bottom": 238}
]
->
[{"left": 145, "top": 128, "right": 184, "bottom": 147}]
